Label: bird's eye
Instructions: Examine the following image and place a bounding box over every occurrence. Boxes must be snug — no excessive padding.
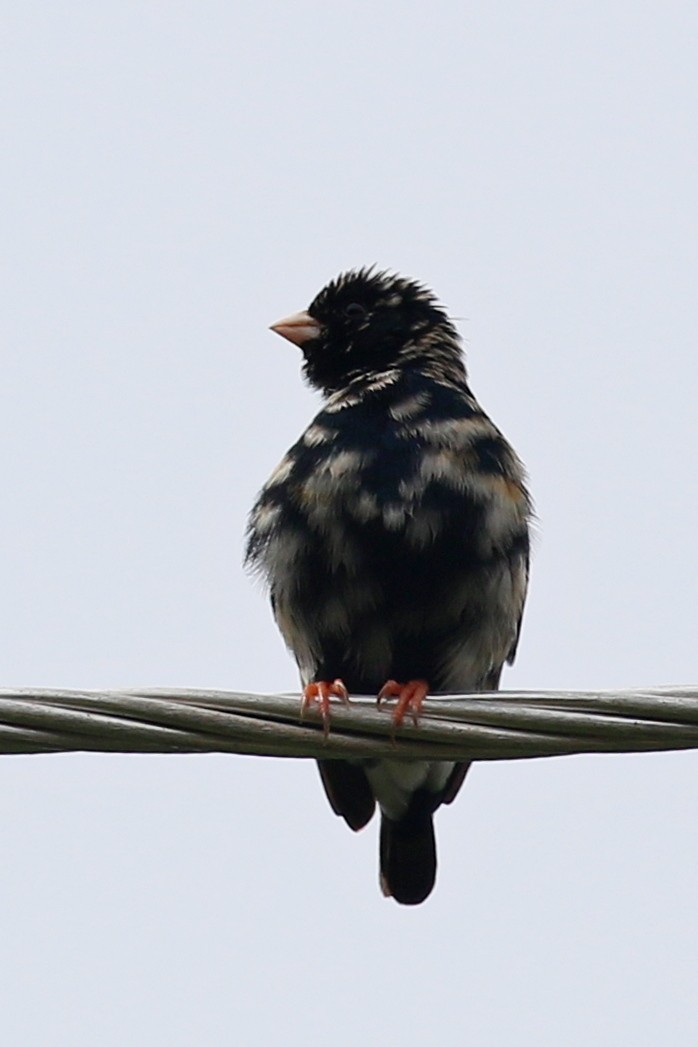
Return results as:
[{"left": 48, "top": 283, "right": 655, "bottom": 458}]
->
[{"left": 344, "top": 303, "right": 367, "bottom": 320}]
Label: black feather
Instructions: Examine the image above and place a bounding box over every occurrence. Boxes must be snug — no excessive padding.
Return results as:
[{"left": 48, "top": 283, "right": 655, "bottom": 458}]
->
[
  {"left": 317, "top": 760, "right": 375, "bottom": 832},
  {"left": 380, "top": 806, "right": 437, "bottom": 906}
]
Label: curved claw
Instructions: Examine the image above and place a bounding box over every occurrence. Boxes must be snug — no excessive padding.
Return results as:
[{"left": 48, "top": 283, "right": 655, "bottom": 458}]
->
[
  {"left": 301, "top": 679, "right": 349, "bottom": 737},
  {"left": 377, "top": 679, "right": 429, "bottom": 728}
]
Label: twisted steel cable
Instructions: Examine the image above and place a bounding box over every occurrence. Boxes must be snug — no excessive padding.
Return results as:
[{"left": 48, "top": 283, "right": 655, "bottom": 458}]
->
[{"left": 1, "top": 687, "right": 697, "bottom": 761}]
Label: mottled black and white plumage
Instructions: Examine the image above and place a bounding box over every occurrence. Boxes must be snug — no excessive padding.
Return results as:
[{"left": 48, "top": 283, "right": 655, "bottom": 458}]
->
[{"left": 246, "top": 268, "right": 531, "bottom": 905}]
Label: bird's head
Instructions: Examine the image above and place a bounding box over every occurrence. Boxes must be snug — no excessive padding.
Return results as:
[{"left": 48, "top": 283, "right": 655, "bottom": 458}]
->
[{"left": 270, "top": 268, "right": 466, "bottom": 394}]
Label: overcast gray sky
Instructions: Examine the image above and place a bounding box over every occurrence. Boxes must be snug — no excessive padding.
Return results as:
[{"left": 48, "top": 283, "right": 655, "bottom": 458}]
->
[{"left": 2, "top": 2, "right": 697, "bottom": 1044}]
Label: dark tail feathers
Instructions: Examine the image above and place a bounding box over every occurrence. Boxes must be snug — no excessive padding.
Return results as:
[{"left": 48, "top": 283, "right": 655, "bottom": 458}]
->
[{"left": 379, "top": 807, "right": 437, "bottom": 906}]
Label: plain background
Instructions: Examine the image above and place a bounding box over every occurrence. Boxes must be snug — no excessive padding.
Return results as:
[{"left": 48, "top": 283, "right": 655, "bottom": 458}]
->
[{"left": 2, "top": 3, "right": 697, "bottom": 1044}]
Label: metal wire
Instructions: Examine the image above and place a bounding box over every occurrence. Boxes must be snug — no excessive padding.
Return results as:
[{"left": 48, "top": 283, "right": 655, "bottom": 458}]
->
[{"left": 1, "top": 686, "right": 697, "bottom": 761}]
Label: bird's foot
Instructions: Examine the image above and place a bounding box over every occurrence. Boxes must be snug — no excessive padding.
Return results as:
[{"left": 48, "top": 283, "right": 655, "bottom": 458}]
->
[
  {"left": 301, "top": 679, "right": 349, "bottom": 737},
  {"left": 377, "top": 679, "right": 429, "bottom": 728}
]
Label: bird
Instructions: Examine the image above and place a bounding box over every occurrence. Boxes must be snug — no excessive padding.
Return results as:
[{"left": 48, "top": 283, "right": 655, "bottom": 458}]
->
[{"left": 245, "top": 267, "right": 531, "bottom": 905}]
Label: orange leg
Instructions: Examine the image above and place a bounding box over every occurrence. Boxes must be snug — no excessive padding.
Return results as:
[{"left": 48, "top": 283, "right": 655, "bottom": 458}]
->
[
  {"left": 301, "top": 679, "right": 349, "bottom": 737},
  {"left": 377, "top": 679, "right": 429, "bottom": 728}
]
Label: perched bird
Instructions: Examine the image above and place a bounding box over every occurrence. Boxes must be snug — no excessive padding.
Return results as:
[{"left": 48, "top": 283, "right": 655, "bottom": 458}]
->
[{"left": 246, "top": 268, "right": 531, "bottom": 905}]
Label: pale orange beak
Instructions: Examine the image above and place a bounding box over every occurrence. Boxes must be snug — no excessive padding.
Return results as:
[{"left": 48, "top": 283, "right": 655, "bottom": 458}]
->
[{"left": 270, "top": 310, "right": 322, "bottom": 347}]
